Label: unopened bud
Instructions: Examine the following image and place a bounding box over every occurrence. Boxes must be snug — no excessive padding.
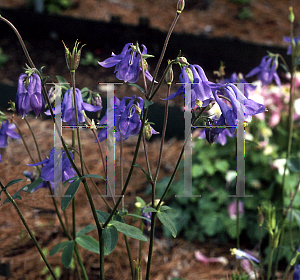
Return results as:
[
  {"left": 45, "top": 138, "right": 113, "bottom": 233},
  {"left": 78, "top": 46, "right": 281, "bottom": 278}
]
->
[
  {"left": 177, "top": 0, "right": 185, "bottom": 13},
  {"left": 165, "top": 63, "right": 174, "bottom": 85},
  {"left": 140, "top": 59, "right": 148, "bottom": 72},
  {"left": 134, "top": 105, "right": 142, "bottom": 115},
  {"left": 178, "top": 56, "right": 188, "bottom": 65},
  {"left": 289, "top": 6, "right": 295, "bottom": 23},
  {"left": 144, "top": 124, "right": 152, "bottom": 140},
  {"left": 257, "top": 206, "right": 264, "bottom": 227},
  {"left": 135, "top": 201, "right": 142, "bottom": 208},
  {"left": 63, "top": 40, "right": 86, "bottom": 72},
  {"left": 92, "top": 93, "right": 102, "bottom": 108}
]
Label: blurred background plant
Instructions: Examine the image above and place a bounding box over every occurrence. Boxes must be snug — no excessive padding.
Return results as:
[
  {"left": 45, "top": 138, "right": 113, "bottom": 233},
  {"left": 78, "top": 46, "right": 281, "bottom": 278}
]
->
[
  {"left": 0, "top": 47, "right": 9, "bottom": 68},
  {"left": 25, "top": 0, "right": 73, "bottom": 14}
]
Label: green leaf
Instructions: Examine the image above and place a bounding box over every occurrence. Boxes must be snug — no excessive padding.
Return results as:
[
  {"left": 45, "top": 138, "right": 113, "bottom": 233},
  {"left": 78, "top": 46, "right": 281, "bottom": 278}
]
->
[
  {"left": 109, "top": 221, "right": 147, "bottom": 241},
  {"left": 157, "top": 211, "right": 177, "bottom": 238},
  {"left": 133, "top": 164, "right": 152, "bottom": 181},
  {"left": 49, "top": 240, "right": 72, "bottom": 256},
  {"left": 56, "top": 76, "right": 70, "bottom": 89},
  {"left": 128, "top": 83, "right": 145, "bottom": 94},
  {"left": 144, "top": 100, "right": 154, "bottom": 109},
  {"left": 76, "top": 224, "right": 96, "bottom": 237},
  {"left": 96, "top": 210, "right": 110, "bottom": 223},
  {"left": 75, "top": 235, "right": 100, "bottom": 254},
  {"left": 62, "top": 241, "right": 75, "bottom": 268},
  {"left": 102, "top": 225, "right": 118, "bottom": 254},
  {"left": 61, "top": 179, "right": 81, "bottom": 211},
  {"left": 81, "top": 174, "right": 106, "bottom": 180},
  {"left": 143, "top": 207, "right": 157, "bottom": 213},
  {"left": 1, "top": 177, "right": 44, "bottom": 205},
  {"left": 159, "top": 205, "right": 174, "bottom": 212},
  {"left": 126, "top": 213, "right": 151, "bottom": 223},
  {"left": 287, "top": 157, "right": 300, "bottom": 172},
  {"left": 5, "top": 179, "right": 23, "bottom": 188}
]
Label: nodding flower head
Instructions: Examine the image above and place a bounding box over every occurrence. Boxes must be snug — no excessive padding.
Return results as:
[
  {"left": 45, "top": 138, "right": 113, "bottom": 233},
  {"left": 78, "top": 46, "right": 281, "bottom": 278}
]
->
[
  {"left": 16, "top": 73, "right": 44, "bottom": 118},
  {"left": 246, "top": 55, "right": 281, "bottom": 86},
  {"left": 99, "top": 43, "right": 154, "bottom": 83}
]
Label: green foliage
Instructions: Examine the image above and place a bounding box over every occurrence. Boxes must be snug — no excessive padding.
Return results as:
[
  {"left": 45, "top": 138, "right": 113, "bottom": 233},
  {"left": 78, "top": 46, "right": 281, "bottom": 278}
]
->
[
  {"left": 153, "top": 117, "right": 300, "bottom": 248},
  {"left": 26, "top": 0, "right": 73, "bottom": 14},
  {"left": 80, "top": 51, "right": 100, "bottom": 67},
  {"left": 0, "top": 48, "right": 9, "bottom": 67},
  {"left": 238, "top": 7, "right": 253, "bottom": 20}
]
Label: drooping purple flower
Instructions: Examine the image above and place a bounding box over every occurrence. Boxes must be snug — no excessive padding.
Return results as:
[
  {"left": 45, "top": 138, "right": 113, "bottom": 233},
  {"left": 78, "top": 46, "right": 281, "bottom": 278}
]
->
[
  {"left": 198, "top": 118, "right": 234, "bottom": 145},
  {"left": 96, "top": 95, "right": 143, "bottom": 142},
  {"left": 283, "top": 34, "right": 300, "bottom": 59},
  {"left": 142, "top": 206, "right": 152, "bottom": 231},
  {"left": 223, "top": 72, "right": 256, "bottom": 98},
  {"left": 23, "top": 170, "right": 55, "bottom": 193},
  {"left": 99, "top": 43, "right": 154, "bottom": 83},
  {"left": 0, "top": 120, "right": 21, "bottom": 148},
  {"left": 165, "top": 64, "right": 214, "bottom": 108},
  {"left": 246, "top": 55, "right": 281, "bottom": 86},
  {"left": 16, "top": 73, "right": 45, "bottom": 117},
  {"left": 294, "top": 265, "right": 300, "bottom": 280},
  {"left": 27, "top": 148, "right": 76, "bottom": 183},
  {"left": 209, "top": 83, "right": 265, "bottom": 133},
  {"left": 45, "top": 88, "right": 101, "bottom": 126}
]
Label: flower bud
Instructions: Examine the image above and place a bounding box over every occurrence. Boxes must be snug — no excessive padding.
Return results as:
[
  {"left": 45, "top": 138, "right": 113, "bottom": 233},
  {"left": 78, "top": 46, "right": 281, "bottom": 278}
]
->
[
  {"left": 140, "top": 59, "right": 148, "bottom": 72},
  {"left": 63, "top": 40, "right": 86, "bottom": 72},
  {"left": 165, "top": 63, "right": 174, "bottom": 85},
  {"left": 134, "top": 104, "right": 142, "bottom": 115},
  {"left": 178, "top": 56, "right": 188, "bottom": 65},
  {"left": 257, "top": 206, "right": 264, "bottom": 227},
  {"left": 289, "top": 6, "right": 295, "bottom": 23},
  {"left": 91, "top": 93, "right": 102, "bottom": 108},
  {"left": 144, "top": 123, "right": 152, "bottom": 140},
  {"left": 177, "top": 0, "right": 185, "bottom": 13}
]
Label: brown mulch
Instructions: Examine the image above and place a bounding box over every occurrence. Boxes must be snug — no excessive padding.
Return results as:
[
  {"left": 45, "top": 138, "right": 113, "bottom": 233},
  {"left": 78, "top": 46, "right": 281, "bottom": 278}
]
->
[{"left": 0, "top": 113, "right": 239, "bottom": 280}]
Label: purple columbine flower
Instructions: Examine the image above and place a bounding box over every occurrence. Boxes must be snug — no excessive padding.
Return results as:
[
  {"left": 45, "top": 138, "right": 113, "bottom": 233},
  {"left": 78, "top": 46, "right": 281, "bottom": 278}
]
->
[
  {"left": 246, "top": 55, "right": 281, "bottom": 86},
  {"left": 0, "top": 120, "right": 21, "bottom": 148},
  {"left": 96, "top": 95, "right": 143, "bottom": 142},
  {"left": 16, "top": 73, "right": 45, "bottom": 117},
  {"left": 230, "top": 248, "right": 259, "bottom": 264},
  {"left": 142, "top": 206, "right": 152, "bottom": 231},
  {"left": 99, "top": 43, "right": 154, "bottom": 83},
  {"left": 283, "top": 34, "right": 300, "bottom": 60},
  {"left": 45, "top": 88, "right": 101, "bottom": 126},
  {"left": 23, "top": 170, "right": 55, "bottom": 193},
  {"left": 27, "top": 148, "right": 76, "bottom": 183},
  {"left": 199, "top": 118, "right": 234, "bottom": 145},
  {"left": 165, "top": 64, "right": 214, "bottom": 108},
  {"left": 209, "top": 83, "right": 265, "bottom": 134},
  {"left": 223, "top": 72, "right": 256, "bottom": 98},
  {"left": 294, "top": 265, "right": 300, "bottom": 280}
]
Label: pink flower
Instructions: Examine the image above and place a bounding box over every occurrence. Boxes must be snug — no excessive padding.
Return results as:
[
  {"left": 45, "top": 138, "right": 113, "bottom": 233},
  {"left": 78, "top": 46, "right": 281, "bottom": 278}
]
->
[
  {"left": 228, "top": 200, "right": 244, "bottom": 220},
  {"left": 194, "top": 250, "right": 228, "bottom": 266}
]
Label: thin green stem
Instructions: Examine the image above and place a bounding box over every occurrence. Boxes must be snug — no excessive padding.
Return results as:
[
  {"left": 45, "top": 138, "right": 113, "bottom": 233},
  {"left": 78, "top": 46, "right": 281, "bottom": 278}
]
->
[
  {"left": 147, "top": 13, "right": 180, "bottom": 98},
  {"left": 145, "top": 212, "right": 156, "bottom": 280},
  {"left": 0, "top": 181, "right": 58, "bottom": 280},
  {"left": 124, "top": 235, "right": 134, "bottom": 279},
  {"left": 103, "top": 107, "right": 149, "bottom": 228}
]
